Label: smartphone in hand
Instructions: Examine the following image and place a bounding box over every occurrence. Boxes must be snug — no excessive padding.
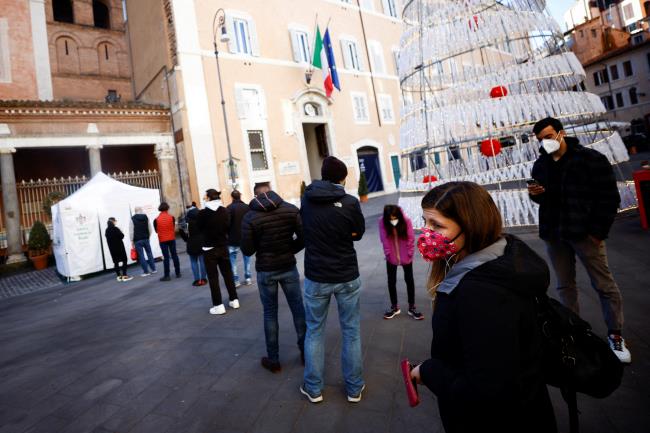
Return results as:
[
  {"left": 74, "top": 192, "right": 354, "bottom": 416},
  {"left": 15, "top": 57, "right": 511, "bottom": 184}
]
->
[{"left": 526, "top": 178, "right": 539, "bottom": 185}]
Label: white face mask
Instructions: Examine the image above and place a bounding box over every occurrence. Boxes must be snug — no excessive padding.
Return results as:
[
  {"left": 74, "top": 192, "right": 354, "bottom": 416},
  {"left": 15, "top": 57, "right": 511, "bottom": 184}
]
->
[
  {"left": 390, "top": 219, "right": 399, "bottom": 226},
  {"left": 541, "top": 132, "right": 561, "bottom": 154}
]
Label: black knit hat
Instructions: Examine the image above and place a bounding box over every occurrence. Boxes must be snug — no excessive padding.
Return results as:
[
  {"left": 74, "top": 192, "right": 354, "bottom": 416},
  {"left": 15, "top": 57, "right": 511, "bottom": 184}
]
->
[{"left": 321, "top": 156, "right": 348, "bottom": 183}]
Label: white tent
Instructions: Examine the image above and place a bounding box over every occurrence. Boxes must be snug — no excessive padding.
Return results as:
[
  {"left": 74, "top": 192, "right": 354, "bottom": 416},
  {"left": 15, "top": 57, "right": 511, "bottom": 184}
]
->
[{"left": 51, "top": 173, "right": 163, "bottom": 278}]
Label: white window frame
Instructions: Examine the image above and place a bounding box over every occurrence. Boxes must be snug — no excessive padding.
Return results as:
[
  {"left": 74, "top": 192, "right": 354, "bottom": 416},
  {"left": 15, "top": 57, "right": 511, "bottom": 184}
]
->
[
  {"left": 367, "top": 40, "right": 386, "bottom": 75},
  {"left": 351, "top": 91, "right": 370, "bottom": 124},
  {"left": 0, "top": 19, "right": 11, "bottom": 83},
  {"left": 377, "top": 93, "right": 395, "bottom": 124},
  {"left": 360, "top": 0, "right": 374, "bottom": 11},
  {"left": 391, "top": 46, "right": 400, "bottom": 75},
  {"left": 340, "top": 37, "right": 363, "bottom": 71},
  {"left": 382, "top": 0, "right": 399, "bottom": 18},
  {"left": 247, "top": 129, "right": 270, "bottom": 171},
  {"left": 289, "top": 25, "right": 311, "bottom": 64},
  {"left": 225, "top": 11, "right": 260, "bottom": 57}
]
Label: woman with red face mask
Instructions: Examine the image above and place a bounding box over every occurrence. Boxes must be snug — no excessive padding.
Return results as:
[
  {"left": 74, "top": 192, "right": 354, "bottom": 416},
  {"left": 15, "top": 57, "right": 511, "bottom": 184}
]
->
[
  {"left": 409, "top": 181, "right": 557, "bottom": 433},
  {"left": 378, "top": 205, "right": 422, "bottom": 320}
]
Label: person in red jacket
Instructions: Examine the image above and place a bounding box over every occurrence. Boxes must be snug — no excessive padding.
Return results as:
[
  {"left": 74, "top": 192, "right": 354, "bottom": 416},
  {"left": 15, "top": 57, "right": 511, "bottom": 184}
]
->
[
  {"left": 154, "top": 202, "right": 181, "bottom": 281},
  {"left": 378, "top": 205, "right": 422, "bottom": 320}
]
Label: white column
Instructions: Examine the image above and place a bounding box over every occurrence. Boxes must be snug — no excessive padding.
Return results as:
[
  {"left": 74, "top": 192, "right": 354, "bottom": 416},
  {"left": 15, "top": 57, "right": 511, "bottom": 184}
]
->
[
  {"left": 87, "top": 144, "right": 103, "bottom": 176},
  {"left": 155, "top": 140, "right": 182, "bottom": 217},
  {"left": 29, "top": 0, "right": 53, "bottom": 100},
  {"left": 0, "top": 147, "right": 26, "bottom": 263},
  {"left": 170, "top": 0, "right": 220, "bottom": 194}
]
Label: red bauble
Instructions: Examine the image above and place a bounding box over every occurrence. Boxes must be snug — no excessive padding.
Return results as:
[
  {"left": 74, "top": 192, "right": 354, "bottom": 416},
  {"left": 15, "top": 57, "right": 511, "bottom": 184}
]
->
[
  {"left": 490, "top": 85, "right": 508, "bottom": 98},
  {"left": 422, "top": 175, "right": 437, "bottom": 183},
  {"left": 480, "top": 139, "right": 502, "bottom": 157}
]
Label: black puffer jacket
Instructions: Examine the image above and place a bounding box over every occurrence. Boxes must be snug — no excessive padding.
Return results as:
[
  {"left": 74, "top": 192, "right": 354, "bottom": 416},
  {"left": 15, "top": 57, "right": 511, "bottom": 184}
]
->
[
  {"left": 419, "top": 235, "right": 556, "bottom": 433},
  {"left": 530, "top": 137, "right": 620, "bottom": 241},
  {"left": 185, "top": 207, "right": 204, "bottom": 256},
  {"left": 241, "top": 191, "right": 303, "bottom": 272},
  {"left": 300, "top": 180, "right": 365, "bottom": 283},
  {"left": 227, "top": 200, "right": 250, "bottom": 246}
]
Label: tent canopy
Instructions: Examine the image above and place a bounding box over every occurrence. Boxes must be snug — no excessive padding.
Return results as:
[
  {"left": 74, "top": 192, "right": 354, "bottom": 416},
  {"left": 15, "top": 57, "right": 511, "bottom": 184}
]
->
[{"left": 52, "top": 173, "right": 162, "bottom": 277}]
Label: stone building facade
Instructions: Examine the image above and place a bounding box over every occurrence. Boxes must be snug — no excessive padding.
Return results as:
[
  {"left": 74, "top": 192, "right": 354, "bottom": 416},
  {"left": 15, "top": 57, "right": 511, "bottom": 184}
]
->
[
  {"left": 126, "top": 0, "right": 405, "bottom": 206},
  {"left": 0, "top": 0, "right": 180, "bottom": 264}
]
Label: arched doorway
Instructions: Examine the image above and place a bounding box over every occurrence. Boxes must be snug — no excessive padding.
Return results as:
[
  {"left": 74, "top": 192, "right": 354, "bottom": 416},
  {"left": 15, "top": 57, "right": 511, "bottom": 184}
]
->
[{"left": 357, "top": 146, "right": 384, "bottom": 193}]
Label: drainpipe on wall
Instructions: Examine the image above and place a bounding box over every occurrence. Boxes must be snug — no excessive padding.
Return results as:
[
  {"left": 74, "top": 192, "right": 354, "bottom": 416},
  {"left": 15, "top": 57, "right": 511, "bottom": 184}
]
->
[{"left": 356, "top": 0, "right": 382, "bottom": 127}]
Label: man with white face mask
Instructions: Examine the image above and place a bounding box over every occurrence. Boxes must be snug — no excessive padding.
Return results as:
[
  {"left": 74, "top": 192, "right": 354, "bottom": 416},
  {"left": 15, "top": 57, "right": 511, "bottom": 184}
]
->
[{"left": 529, "top": 117, "right": 630, "bottom": 364}]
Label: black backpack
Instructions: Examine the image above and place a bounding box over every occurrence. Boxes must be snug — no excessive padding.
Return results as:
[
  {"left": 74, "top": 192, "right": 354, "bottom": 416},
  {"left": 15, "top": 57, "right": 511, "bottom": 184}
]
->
[{"left": 536, "top": 296, "right": 623, "bottom": 433}]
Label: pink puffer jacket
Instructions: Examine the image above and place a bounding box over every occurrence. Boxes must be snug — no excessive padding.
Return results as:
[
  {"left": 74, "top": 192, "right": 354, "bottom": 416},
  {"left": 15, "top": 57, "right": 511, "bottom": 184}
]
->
[{"left": 378, "top": 207, "right": 415, "bottom": 265}]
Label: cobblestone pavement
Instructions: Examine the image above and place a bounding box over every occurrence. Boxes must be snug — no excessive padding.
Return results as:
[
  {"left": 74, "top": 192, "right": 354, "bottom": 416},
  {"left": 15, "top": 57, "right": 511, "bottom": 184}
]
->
[
  {"left": 0, "top": 193, "right": 648, "bottom": 433},
  {"left": 0, "top": 266, "right": 63, "bottom": 300}
]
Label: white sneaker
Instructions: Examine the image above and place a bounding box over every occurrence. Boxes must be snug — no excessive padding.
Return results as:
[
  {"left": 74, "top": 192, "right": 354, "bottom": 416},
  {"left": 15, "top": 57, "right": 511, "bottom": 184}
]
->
[
  {"left": 609, "top": 335, "right": 632, "bottom": 364},
  {"left": 229, "top": 299, "right": 240, "bottom": 309},
  {"left": 244, "top": 278, "right": 252, "bottom": 285},
  {"left": 150, "top": 269, "right": 158, "bottom": 274},
  {"left": 140, "top": 273, "right": 150, "bottom": 277},
  {"left": 300, "top": 386, "right": 323, "bottom": 403},
  {"left": 209, "top": 304, "right": 226, "bottom": 315},
  {"left": 116, "top": 276, "right": 123, "bottom": 282},
  {"left": 121, "top": 275, "right": 133, "bottom": 282},
  {"left": 234, "top": 281, "right": 241, "bottom": 288},
  {"left": 347, "top": 384, "right": 366, "bottom": 403}
]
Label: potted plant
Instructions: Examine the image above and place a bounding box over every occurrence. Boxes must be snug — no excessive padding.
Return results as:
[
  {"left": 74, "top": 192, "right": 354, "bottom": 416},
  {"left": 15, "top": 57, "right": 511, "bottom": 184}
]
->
[
  {"left": 300, "top": 180, "right": 306, "bottom": 199},
  {"left": 358, "top": 171, "right": 369, "bottom": 203},
  {"left": 43, "top": 191, "right": 66, "bottom": 218},
  {"left": 28, "top": 221, "right": 51, "bottom": 270}
]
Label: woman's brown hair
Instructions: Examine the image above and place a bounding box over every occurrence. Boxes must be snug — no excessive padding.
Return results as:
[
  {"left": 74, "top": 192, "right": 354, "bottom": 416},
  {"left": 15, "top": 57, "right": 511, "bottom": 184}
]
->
[{"left": 421, "top": 182, "right": 503, "bottom": 297}]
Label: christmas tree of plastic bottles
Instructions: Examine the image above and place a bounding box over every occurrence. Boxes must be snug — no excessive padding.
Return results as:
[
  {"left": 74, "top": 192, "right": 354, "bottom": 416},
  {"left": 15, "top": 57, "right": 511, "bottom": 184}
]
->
[{"left": 397, "top": 0, "right": 637, "bottom": 228}]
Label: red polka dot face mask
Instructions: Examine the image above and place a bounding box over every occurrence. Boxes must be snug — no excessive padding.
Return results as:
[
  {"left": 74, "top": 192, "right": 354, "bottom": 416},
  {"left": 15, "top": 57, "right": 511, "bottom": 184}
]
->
[{"left": 417, "top": 227, "right": 462, "bottom": 262}]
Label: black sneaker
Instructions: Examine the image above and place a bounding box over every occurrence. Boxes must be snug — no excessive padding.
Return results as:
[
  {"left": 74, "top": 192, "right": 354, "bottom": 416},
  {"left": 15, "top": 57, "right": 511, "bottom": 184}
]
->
[
  {"left": 408, "top": 306, "right": 424, "bottom": 320},
  {"left": 383, "top": 305, "right": 401, "bottom": 320},
  {"left": 261, "top": 357, "right": 281, "bottom": 373},
  {"left": 160, "top": 276, "right": 171, "bottom": 282}
]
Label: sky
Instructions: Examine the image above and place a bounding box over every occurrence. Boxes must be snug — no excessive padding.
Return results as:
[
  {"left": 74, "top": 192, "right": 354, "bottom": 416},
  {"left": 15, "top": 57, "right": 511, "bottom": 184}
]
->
[{"left": 546, "top": 0, "right": 572, "bottom": 31}]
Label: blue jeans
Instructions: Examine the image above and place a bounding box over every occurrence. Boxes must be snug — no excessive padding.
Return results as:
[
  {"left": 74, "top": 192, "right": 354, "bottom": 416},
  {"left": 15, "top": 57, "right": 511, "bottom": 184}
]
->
[
  {"left": 229, "top": 246, "right": 251, "bottom": 282},
  {"left": 159, "top": 240, "right": 180, "bottom": 277},
  {"left": 134, "top": 239, "right": 156, "bottom": 273},
  {"left": 189, "top": 254, "right": 207, "bottom": 281},
  {"left": 257, "top": 266, "right": 306, "bottom": 362},
  {"left": 303, "top": 277, "right": 363, "bottom": 397}
]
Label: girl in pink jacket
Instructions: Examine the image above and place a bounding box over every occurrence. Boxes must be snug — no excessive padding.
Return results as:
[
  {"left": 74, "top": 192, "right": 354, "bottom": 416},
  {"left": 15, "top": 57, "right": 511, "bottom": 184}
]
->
[{"left": 378, "top": 205, "right": 423, "bottom": 320}]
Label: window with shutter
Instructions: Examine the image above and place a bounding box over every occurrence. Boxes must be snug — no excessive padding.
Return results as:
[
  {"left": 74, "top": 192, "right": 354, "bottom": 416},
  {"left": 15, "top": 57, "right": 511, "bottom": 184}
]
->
[
  {"left": 368, "top": 41, "right": 386, "bottom": 74},
  {"left": 629, "top": 87, "right": 638, "bottom": 105},
  {"left": 351, "top": 92, "right": 369, "bottom": 123},
  {"left": 343, "top": 40, "right": 362, "bottom": 71},
  {"left": 382, "top": 0, "right": 398, "bottom": 17},
  {"left": 290, "top": 30, "right": 310, "bottom": 63},
  {"left": 623, "top": 60, "right": 633, "bottom": 77},
  {"left": 233, "top": 18, "right": 252, "bottom": 55},
  {"left": 360, "top": 0, "right": 374, "bottom": 10},
  {"left": 609, "top": 64, "right": 619, "bottom": 81},
  {"left": 247, "top": 130, "right": 269, "bottom": 170},
  {"left": 378, "top": 94, "right": 395, "bottom": 123}
]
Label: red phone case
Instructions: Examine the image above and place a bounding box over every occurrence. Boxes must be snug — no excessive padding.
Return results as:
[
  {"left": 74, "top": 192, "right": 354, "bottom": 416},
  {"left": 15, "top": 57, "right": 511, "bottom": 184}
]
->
[{"left": 401, "top": 359, "right": 420, "bottom": 407}]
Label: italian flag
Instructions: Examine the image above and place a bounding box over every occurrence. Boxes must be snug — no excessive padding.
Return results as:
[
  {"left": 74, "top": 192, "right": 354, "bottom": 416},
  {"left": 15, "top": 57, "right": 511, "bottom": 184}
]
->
[{"left": 312, "top": 26, "right": 340, "bottom": 97}]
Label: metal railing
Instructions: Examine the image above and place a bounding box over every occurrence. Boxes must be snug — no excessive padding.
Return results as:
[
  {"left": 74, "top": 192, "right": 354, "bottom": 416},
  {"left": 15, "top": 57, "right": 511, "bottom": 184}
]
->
[{"left": 0, "top": 170, "right": 161, "bottom": 249}]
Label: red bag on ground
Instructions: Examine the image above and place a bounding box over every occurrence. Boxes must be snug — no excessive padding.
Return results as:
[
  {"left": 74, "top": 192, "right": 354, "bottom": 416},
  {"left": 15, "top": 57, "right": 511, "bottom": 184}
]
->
[
  {"left": 401, "top": 359, "right": 420, "bottom": 407},
  {"left": 130, "top": 247, "right": 137, "bottom": 261}
]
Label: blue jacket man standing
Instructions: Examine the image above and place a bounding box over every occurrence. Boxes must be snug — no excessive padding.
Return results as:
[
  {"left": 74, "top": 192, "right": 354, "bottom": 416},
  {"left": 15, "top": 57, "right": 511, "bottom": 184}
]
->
[{"left": 299, "top": 156, "right": 366, "bottom": 403}]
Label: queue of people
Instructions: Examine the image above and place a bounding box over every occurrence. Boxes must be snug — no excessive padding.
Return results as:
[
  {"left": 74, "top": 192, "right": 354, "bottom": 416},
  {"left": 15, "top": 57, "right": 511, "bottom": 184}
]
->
[{"left": 101, "top": 117, "right": 630, "bottom": 431}]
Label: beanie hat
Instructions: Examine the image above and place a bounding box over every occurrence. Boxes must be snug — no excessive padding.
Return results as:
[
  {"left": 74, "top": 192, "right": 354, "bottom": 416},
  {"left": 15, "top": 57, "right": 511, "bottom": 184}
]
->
[{"left": 321, "top": 156, "right": 348, "bottom": 183}]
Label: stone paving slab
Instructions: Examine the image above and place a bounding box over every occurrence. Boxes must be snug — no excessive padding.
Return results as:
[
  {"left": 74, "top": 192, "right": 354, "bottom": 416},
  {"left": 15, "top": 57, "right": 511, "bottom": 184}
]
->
[
  {"left": 0, "top": 195, "right": 648, "bottom": 433},
  {"left": 0, "top": 266, "right": 63, "bottom": 300}
]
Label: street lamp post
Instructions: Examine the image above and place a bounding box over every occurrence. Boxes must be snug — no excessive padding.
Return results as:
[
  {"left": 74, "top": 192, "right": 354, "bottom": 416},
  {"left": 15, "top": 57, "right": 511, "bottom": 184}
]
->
[{"left": 212, "top": 8, "right": 238, "bottom": 189}]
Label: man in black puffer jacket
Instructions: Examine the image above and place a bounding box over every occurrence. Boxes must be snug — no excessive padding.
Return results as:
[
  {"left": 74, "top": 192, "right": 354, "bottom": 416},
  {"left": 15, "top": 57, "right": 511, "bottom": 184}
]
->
[
  {"left": 241, "top": 184, "right": 305, "bottom": 373},
  {"left": 299, "top": 156, "right": 366, "bottom": 404},
  {"left": 529, "top": 117, "right": 630, "bottom": 364}
]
